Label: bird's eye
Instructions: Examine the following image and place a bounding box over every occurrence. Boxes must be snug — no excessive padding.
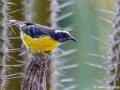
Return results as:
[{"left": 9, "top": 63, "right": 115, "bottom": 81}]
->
[{"left": 64, "top": 33, "right": 69, "bottom": 37}]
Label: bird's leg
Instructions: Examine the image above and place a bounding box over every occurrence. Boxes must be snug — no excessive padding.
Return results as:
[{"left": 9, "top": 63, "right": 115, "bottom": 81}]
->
[{"left": 38, "top": 50, "right": 44, "bottom": 54}]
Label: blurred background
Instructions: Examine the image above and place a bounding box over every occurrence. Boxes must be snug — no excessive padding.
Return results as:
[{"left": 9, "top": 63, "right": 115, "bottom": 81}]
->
[{"left": 0, "top": 0, "right": 116, "bottom": 90}]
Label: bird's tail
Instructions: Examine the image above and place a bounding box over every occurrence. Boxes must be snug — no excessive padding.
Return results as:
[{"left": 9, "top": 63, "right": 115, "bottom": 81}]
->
[
  {"left": 8, "top": 19, "right": 29, "bottom": 34},
  {"left": 8, "top": 19, "right": 23, "bottom": 27}
]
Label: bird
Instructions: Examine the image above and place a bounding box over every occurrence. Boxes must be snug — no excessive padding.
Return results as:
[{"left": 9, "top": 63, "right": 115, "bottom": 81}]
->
[{"left": 9, "top": 20, "right": 77, "bottom": 51}]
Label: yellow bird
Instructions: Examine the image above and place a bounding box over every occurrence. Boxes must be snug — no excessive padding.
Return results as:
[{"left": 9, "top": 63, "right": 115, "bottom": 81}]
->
[{"left": 9, "top": 20, "right": 77, "bottom": 51}]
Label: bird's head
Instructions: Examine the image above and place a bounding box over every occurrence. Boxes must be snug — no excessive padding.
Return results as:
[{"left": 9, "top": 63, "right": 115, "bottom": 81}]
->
[{"left": 54, "top": 30, "right": 77, "bottom": 43}]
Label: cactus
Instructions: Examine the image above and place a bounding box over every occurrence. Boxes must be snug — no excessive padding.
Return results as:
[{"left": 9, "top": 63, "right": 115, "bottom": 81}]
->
[
  {"left": 87, "top": 0, "right": 120, "bottom": 90},
  {"left": 97, "top": 0, "right": 120, "bottom": 89},
  {"left": 107, "top": 0, "right": 120, "bottom": 89},
  {"left": 0, "top": 0, "right": 24, "bottom": 90},
  {"left": 49, "top": 0, "right": 77, "bottom": 90},
  {"left": 0, "top": 0, "right": 9, "bottom": 89}
]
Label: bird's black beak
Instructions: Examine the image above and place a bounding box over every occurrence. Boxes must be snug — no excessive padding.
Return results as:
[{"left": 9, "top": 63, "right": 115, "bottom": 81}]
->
[{"left": 69, "top": 36, "right": 77, "bottom": 42}]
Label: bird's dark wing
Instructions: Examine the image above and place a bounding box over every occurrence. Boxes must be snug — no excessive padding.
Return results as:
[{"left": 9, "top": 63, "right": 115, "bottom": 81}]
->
[{"left": 21, "top": 24, "right": 53, "bottom": 38}]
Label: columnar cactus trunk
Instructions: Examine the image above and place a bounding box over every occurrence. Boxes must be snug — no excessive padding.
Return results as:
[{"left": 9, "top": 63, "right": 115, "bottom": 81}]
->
[
  {"left": 1, "top": 0, "right": 9, "bottom": 89},
  {"left": 108, "top": 0, "right": 120, "bottom": 89},
  {"left": 0, "top": 0, "right": 24, "bottom": 90},
  {"left": 22, "top": 57, "right": 48, "bottom": 90}
]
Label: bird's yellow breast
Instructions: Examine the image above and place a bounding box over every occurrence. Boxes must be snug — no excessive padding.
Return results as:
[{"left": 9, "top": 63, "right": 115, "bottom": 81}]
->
[{"left": 21, "top": 33, "right": 59, "bottom": 51}]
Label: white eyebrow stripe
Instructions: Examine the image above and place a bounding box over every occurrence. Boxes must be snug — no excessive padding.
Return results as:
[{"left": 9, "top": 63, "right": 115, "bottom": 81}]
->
[
  {"left": 64, "top": 31, "right": 70, "bottom": 34},
  {"left": 55, "top": 30, "right": 70, "bottom": 34},
  {"left": 55, "top": 30, "right": 63, "bottom": 33}
]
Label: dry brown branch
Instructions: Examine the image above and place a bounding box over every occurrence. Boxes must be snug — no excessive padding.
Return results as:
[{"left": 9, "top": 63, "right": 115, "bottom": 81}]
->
[{"left": 22, "top": 57, "right": 49, "bottom": 90}]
